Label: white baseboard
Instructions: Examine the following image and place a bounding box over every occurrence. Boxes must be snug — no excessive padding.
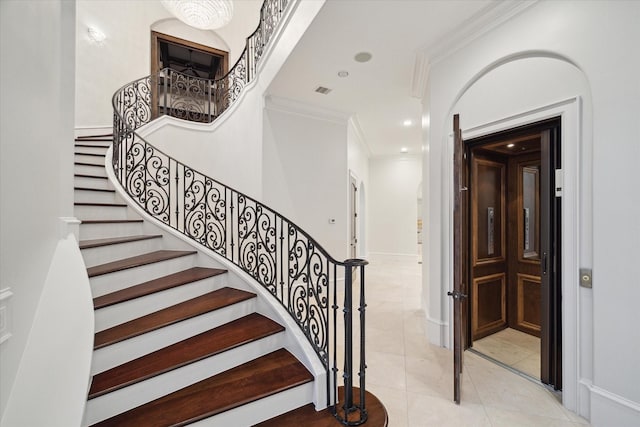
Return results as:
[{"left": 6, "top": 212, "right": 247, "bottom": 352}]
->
[
  {"left": 366, "top": 252, "right": 420, "bottom": 264},
  {"left": 426, "top": 314, "right": 449, "bottom": 348},
  {"left": 590, "top": 385, "right": 640, "bottom": 427}
]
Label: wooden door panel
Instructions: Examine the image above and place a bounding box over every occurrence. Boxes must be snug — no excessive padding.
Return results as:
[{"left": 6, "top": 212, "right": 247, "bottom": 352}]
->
[
  {"left": 452, "top": 114, "right": 468, "bottom": 404},
  {"left": 508, "top": 153, "right": 542, "bottom": 337},
  {"left": 516, "top": 274, "right": 541, "bottom": 336},
  {"left": 472, "top": 273, "right": 506, "bottom": 339},
  {"left": 471, "top": 153, "right": 507, "bottom": 341},
  {"left": 473, "top": 159, "right": 506, "bottom": 265}
]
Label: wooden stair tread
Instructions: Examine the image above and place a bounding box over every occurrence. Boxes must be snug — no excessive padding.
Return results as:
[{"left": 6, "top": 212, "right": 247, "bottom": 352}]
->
[
  {"left": 75, "top": 174, "right": 108, "bottom": 180},
  {"left": 75, "top": 152, "right": 106, "bottom": 157},
  {"left": 75, "top": 162, "right": 104, "bottom": 166},
  {"left": 89, "top": 313, "right": 284, "bottom": 398},
  {"left": 91, "top": 349, "right": 312, "bottom": 427},
  {"left": 94, "top": 287, "right": 255, "bottom": 349},
  {"left": 255, "top": 387, "right": 388, "bottom": 427},
  {"left": 75, "top": 202, "right": 126, "bottom": 207},
  {"left": 75, "top": 143, "right": 111, "bottom": 148},
  {"left": 93, "top": 266, "right": 224, "bottom": 309},
  {"left": 87, "top": 250, "right": 196, "bottom": 278},
  {"left": 74, "top": 186, "right": 116, "bottom": 193},
  {"left": 80, "top": 234, "right": 162, "bottom": 250},
  {"left": 81, "top": 219, "right": 142, "bottom": 224}
]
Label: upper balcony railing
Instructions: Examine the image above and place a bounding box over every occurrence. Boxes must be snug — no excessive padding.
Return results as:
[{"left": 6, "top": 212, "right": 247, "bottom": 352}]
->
[
  {"left": 111, "top": 0, "right": 369, "bottom": 424},
  {"left": 144, "top": 0, "right": 291, "bottom": 125}
]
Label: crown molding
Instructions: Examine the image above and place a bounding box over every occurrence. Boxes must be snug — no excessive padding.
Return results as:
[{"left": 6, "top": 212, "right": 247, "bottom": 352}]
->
[
  {"left": 411, "top": 52, "right": 430, "bottom": 99},
  {"left": 348, "top": 116, "right": 373, "bottom": 158},
  {"left": 411, "top": 0, "right": 538, "bottom": 98}
]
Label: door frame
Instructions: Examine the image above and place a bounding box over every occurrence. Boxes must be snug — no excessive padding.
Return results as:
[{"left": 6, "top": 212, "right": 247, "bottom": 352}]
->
[
  {"left": 447, "top": 97, "right": 584, "bottom": 411},
  {"left": 462, "top": 119, "right": 561, "bottom": 388},
  {"left": 151, "top": 31, "right": 229, "bottom": 79},
  {"left": 349, "top": 172, "right": 358, "bottom": 259}
]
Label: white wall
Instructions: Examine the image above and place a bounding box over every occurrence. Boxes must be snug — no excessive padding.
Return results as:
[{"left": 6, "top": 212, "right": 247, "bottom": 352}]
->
[
  {"left": 1, "top": 1, "right": 93, "bottom": 424},
  {"left": 422, "top": 1, "right": 640, "bottom": 424},
  {"left": 262, "top": 97, "right": 349, "bottom": 260},
  {"left": 215, "top": 0, "right": 263, "bottom": 65},
  {"left": 347, "top": 119, "right": 371, "bottom": 258},
  {"left": 368, "top": 155, "right": 421, "bottom": 259},
  {"left": 75, "top": 0, "right": 262, "bottom": 129},
  {"left": 140, "top": 95, "right": 265, "bottom": 199}
]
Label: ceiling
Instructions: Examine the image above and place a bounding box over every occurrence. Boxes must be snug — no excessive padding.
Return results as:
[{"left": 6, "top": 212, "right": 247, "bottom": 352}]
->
[{"left": 266, "top": 0, "right": 500, "bottom": 157}]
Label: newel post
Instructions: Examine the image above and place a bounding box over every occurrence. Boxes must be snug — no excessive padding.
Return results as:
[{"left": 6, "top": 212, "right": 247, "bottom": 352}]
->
[{"left": 334, "top": 258, "right": 369, "bottom": 426}]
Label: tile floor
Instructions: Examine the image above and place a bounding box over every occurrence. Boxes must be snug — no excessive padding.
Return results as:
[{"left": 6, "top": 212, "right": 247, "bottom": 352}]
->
[
  {"left": 357, "top": 256, "right": 590, "bottom": 427},
  {"left": 473, "top": 327, "right": 541, "bottom": 379}
]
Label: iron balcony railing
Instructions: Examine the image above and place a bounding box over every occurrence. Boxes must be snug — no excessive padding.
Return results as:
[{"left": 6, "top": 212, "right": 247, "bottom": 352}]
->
[{"left": 111, "top": 0, "right": 368, "bottom": 424}]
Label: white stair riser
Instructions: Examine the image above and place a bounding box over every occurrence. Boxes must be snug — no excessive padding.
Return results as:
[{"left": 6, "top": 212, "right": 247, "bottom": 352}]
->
[
  {"left": 81, "top": 238, "right": 163, "bottom": 268},
  {"left": 90, "top": 254, "right": 197, "bottom": 297},
  {"left": 75, "top": 146, "right": 109, "bottom": 155},
  {"left": 75, "top": 154, "right": 105, "bottom": 165},
  {"left": 91, "top": 298, "right": 256, "bottom": 374},
  {"left": 75, "top": 164, "right": 107, "bottom": 176},
  {"left": 75, "top": 204, "right": 129, "bottom": 220},
  {"left": 84, "top": 332, "right": 285, "bottom": 426},
  {"left": 74, "top": 189, "right": 118, "bottom": 204},
  {"left": 74, "top": 176, "right": 112, "bottom": 190},
  {"left": 94, "top": 274, "right": 227, "bottom": 331},
  {"left": 79, "top": 221, "right": 144, "bottom": 240},
  {"left": 190, "top": 383, "right": 315, "bottom": 427}
]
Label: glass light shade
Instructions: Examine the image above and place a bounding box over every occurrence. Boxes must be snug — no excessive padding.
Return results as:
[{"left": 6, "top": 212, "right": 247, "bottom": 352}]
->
[{"left": 161, "top": 0, "right": 234, "bottom": 30}]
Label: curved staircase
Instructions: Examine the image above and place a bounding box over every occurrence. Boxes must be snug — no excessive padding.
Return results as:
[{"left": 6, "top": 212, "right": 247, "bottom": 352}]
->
[{"left": 75, "top": 135, "right": 314, "bottom": 426}]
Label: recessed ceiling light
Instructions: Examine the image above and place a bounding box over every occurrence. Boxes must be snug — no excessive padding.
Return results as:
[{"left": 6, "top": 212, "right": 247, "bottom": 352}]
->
[
  {"left": 400, "top": 147, "right": 409, "bottom": 153},
  {"left": 507, "top": 143, "right": 515, "bottom": 148},
  {"left": 354, "top": 52, "right": 372, "bottom": 63},
  {"left": 403, "top": 119, "right": 413, "bottom": 127},
  {"left": 337, "top": 70, "right": 349, "bottom": 78}
]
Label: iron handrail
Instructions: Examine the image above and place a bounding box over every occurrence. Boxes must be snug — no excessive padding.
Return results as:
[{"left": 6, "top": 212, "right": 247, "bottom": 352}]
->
[{"left": 110, "top": 0, "right": 368, "bottom": 423}]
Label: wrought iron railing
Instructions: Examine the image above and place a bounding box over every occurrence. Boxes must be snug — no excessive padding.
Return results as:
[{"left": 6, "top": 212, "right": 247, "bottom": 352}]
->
[
  {"left": 111, "top": 0, "right": 368, "bottom": 424},
  {"left": 145, "top": 0, "right": 291, "bottom": 124}
]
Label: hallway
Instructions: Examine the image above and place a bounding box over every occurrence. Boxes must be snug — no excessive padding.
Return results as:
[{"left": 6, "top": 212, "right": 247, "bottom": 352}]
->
[{"left": 363, "top": 257, "right": 589, "bottom": 426}]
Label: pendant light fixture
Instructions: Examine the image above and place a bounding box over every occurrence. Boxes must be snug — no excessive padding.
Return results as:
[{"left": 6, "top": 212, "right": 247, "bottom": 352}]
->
[{"left": 161, "top": 0, "right": 234, "bottom": 30}]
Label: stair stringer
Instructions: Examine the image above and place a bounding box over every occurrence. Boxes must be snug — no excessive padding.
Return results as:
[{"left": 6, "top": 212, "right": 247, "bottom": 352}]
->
[{"left": 104, "top": 147, "right": 329, "bottom": 411}]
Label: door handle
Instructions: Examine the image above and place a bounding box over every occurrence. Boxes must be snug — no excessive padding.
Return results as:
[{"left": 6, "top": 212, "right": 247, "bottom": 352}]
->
[
  {"left": 447, "top": 290, "right": 468, "bottom": 300},
  {"left": 542, "top": 252, "right": 548, "bottom": 275}
]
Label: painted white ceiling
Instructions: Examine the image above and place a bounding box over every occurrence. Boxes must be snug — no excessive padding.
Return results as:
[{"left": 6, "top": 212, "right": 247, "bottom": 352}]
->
[{"left": 266, "top": 0, "right": 498, "bottom": 157}]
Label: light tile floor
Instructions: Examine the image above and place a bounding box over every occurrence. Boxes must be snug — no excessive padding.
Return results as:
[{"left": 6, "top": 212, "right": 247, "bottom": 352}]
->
[
  {"left": 359, "top": 257, "right": 590, "bottom": 427},
  {"left": 473, "top": 327, "right": 541, "bottom": 379}
]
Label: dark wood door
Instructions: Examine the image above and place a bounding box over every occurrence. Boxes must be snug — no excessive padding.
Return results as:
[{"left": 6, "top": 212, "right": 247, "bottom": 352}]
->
[
  {"left": 507, "top": 153, "right": 542, "bottom": 337},
  {"left": 540, "top": 128, "right": 562, "bottom": 389},
  {"left": 451, "top": 114, "right": 469, "bottom": 404},
  {"left": 470, "top": 152, "right": 508, "bottom": 340}
]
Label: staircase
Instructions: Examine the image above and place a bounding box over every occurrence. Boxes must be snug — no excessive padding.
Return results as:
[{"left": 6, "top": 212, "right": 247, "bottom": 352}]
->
[{"left": 75, "top": 135, "right": 315, "bottom": 426}]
